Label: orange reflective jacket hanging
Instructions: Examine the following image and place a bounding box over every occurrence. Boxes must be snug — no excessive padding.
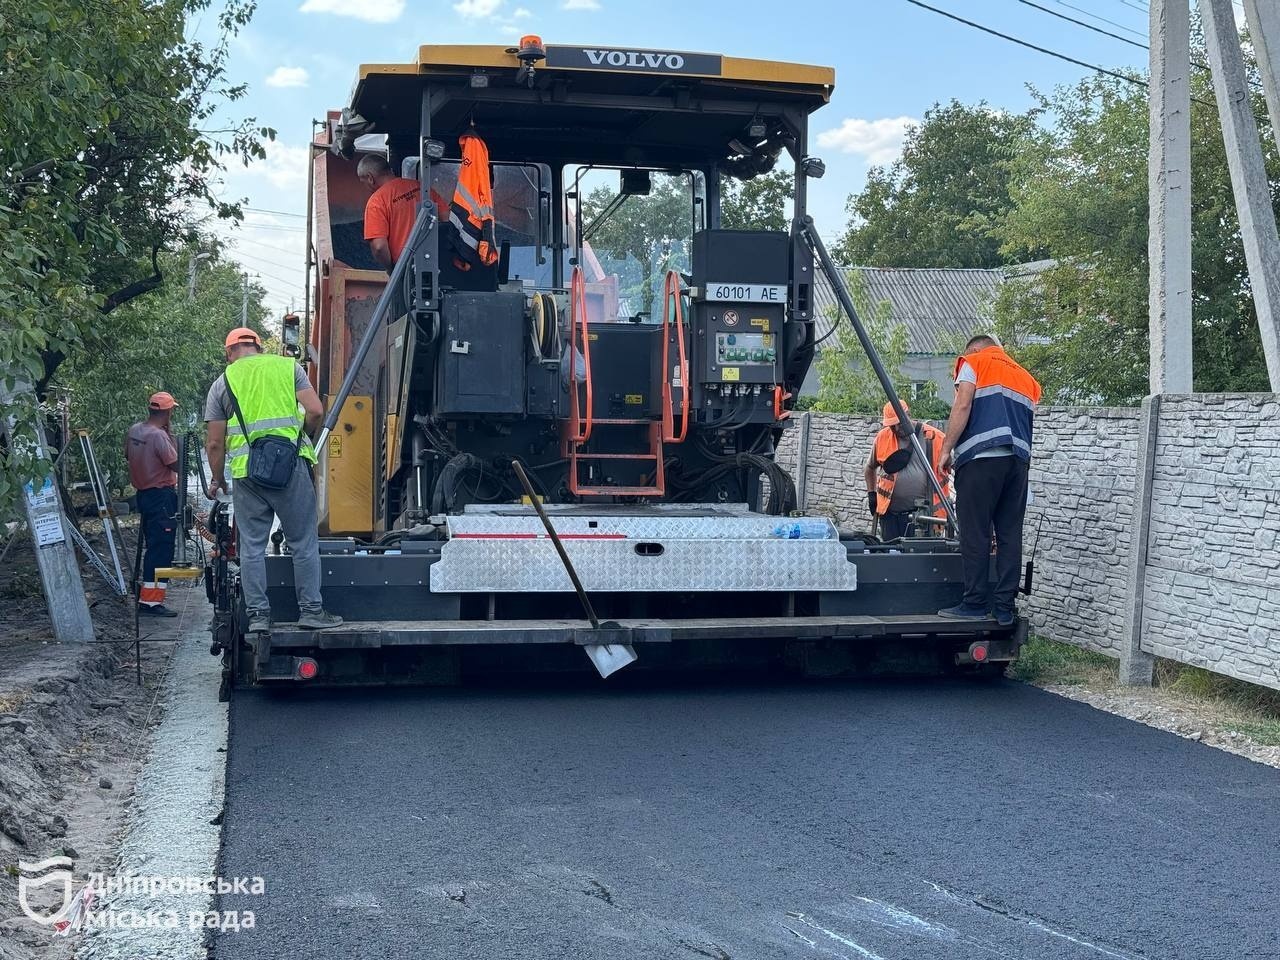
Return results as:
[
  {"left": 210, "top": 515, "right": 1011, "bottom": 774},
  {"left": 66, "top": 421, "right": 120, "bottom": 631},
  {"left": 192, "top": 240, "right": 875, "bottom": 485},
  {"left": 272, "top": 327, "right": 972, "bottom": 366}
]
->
[{"left": 449, "top": 131, "right": 499, "bottom": 270}]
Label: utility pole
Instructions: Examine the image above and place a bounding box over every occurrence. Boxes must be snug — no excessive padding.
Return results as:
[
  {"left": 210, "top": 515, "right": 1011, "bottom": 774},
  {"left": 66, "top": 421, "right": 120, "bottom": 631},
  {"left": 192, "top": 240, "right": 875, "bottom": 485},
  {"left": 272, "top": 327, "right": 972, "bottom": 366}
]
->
[
  {"left": 1200, "top": 0, "right": 1280, "bottom": 390},
  {"left": 1244, "top": 0, "right": 1280, "bottom": 155},
  {"left": 0, "top": 380, "right": 93, "bottom": 642},
  {"left": 187, "top": 250, "right": 211, "bottom": 300},
  {"left": 240, "top": 273, "right": 249, "bottom": 326},
  {"left": 1148, "top": 0, "right": 1194, "bottom": 394}
]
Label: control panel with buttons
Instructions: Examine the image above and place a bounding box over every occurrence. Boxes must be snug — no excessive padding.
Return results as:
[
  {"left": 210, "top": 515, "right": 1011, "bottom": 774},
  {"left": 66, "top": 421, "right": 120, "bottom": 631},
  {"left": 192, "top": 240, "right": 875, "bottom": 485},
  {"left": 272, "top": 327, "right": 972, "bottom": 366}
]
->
[{"left": 716, "top": 332, "right": 776, "bottom": 365}]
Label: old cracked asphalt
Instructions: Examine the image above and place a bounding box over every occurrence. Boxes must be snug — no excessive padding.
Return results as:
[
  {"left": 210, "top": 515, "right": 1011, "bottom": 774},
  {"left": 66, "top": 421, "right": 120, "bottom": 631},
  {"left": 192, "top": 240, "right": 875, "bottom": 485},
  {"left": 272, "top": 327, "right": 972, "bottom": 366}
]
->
[{"left": 215, "top": 675, "right": 1280, "bottom": 959}]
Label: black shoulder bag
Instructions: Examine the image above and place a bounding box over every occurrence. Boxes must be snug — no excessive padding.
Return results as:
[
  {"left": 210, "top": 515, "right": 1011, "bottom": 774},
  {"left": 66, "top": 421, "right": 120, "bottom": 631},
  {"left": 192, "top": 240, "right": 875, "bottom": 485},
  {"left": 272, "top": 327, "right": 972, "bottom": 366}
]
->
[{"left": 223, "top": 376, "right": 303, "bottom": 490}]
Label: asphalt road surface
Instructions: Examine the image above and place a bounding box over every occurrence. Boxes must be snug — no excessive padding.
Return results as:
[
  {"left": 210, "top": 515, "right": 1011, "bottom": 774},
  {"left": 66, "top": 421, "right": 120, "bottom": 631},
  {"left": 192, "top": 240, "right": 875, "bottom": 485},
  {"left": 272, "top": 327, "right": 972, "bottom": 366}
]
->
[{"left": 216, "top": 675, "right": 1280, "bottom": 959}]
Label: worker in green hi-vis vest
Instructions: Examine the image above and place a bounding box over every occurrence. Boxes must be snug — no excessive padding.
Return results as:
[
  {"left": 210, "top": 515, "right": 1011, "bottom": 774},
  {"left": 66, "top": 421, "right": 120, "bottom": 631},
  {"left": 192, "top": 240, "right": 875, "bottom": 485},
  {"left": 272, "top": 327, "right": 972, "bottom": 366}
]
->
[{"left": 203, "top": 327, "right": 344, "bottom": 650}]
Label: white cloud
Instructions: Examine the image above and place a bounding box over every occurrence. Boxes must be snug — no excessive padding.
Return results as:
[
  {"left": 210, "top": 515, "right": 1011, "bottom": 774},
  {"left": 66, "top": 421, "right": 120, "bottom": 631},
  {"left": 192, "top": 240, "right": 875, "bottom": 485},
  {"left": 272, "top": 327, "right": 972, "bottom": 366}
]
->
[
  {"left": 454, "top": 0, "right": 503, "bottom": 17},
  {"left": 513, "top": 6, "right": 533, "bottom": 17},
  {"left": 816, "top": 116, "right": 917, "bottom": 166},
  {"left": 562, "top": 0, "right": 601, "bottom": 8},
  {"left": 298, "top": 0, "right": 405, "bottom": 23},
  {"left": 265, "top": 66, "right": 310, "bottom": 89},
  {"left": 250, "top": 141, "right": 311, "bottom": 193}
]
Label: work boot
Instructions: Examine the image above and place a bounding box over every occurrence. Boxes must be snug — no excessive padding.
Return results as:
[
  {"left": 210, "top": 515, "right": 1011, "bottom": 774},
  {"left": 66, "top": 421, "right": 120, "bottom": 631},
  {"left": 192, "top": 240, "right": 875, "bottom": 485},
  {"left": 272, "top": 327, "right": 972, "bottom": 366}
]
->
[
  {"left": 993, "top": 608, "right": 1017, "bottom": 628},
  {"left": 139, "top": 604, "right": 179, "bottom": 618},
  {"left": 937, "top": 603, "right": 989, "bottom": 621},
  {"left": 246, "top": 614, "right": 272, "bottom": 634},
  {"left": 297, "top": 610, "right": 344, "bottom": 630}
]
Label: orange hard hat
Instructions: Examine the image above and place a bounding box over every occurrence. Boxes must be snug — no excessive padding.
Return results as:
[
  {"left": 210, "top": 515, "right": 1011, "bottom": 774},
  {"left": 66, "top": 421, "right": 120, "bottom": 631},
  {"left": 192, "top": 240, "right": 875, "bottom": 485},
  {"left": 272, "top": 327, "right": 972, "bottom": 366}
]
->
[
  {"left": 148, "top": 392, "right": 178, "bottom": 411},
  {"left": 882, "top": 399, "right": 909, "bottom": 426},
  {"left": 224, "top": 327, "right": 262, "bottom": 349}
]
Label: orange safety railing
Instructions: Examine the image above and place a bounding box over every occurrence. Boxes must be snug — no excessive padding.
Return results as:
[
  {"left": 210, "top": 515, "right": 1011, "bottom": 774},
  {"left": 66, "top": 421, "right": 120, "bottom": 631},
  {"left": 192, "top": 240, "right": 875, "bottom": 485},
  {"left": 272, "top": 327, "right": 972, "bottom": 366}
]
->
[
  {"left": 568, "top": 266, "right": 593, "bottom": 443},
  {"left": 660, "top": 270, "right": 690, "bottom": 444}
]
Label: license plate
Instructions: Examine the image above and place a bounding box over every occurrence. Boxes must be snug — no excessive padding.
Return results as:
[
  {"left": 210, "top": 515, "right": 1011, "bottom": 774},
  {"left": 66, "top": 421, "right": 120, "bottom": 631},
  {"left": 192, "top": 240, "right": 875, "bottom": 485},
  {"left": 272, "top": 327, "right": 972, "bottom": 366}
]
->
[{"left": 704, "top": 282, "right": 786, "bottom": 303}]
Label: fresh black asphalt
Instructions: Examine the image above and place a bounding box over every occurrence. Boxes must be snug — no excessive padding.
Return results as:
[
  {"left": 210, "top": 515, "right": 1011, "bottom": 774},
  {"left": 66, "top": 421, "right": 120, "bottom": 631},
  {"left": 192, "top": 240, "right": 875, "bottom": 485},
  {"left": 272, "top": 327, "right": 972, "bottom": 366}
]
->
[{"left": 215, "top": 675, "right": 1280, "bottom": 959}]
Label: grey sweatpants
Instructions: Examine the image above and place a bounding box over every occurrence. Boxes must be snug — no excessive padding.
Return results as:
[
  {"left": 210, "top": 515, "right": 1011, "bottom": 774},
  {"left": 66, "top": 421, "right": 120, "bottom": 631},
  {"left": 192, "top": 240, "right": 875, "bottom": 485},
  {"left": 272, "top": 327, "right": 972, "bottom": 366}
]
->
[{"left": 232, "top": 463, "right": 323, "bottom": 621}]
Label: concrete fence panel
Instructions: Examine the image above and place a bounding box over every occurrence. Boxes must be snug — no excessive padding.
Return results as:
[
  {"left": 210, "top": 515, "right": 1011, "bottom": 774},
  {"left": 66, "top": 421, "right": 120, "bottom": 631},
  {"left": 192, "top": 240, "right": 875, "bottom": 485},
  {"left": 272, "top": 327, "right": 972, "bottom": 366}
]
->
[
  {"left": 1139, "top": 395, "right": 1280, "bottom": 687},
  {"left": 780, "top": 395, "right": 1280, "bottom": 690}
]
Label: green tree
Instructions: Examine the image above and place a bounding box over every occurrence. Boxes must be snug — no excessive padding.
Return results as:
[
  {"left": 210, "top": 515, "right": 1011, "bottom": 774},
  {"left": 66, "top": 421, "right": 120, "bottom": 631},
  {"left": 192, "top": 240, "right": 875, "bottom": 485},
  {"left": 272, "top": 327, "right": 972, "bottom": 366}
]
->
[
  {"left": 59, "top": 248, "right": 271, "bottom": 495},
  {"left": 813, "top": 271, "right": 914, "bottom": 415},
  {"left": 836, "top": 101, "right": 1044, "bottom": 268},
  {"left": 993, "top": 71, "right": 1278, "bottom": 403},
  {"left": 578, "top": 173, "right": 695, "bottom": 315},
  {"left": 721, "top": 170, "right": 792, "bottom": 232},
  {"left": 0, "top": 0, "right": 269, "bottom": 513}
]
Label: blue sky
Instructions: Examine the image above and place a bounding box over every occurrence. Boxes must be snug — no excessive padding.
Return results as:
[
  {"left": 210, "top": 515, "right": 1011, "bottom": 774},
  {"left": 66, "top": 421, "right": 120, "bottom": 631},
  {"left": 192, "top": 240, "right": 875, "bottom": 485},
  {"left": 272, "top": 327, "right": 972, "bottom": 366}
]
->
[{"left": 209, "top": 0, "right": 1159, "bottom": 313}]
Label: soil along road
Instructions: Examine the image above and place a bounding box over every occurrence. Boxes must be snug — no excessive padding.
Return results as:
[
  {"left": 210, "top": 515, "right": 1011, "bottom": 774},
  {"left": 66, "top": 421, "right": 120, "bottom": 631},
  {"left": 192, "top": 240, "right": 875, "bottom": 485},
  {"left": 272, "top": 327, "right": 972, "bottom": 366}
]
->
[{"left": 215, "top": 678, "right": 1280, "bottom": 960}]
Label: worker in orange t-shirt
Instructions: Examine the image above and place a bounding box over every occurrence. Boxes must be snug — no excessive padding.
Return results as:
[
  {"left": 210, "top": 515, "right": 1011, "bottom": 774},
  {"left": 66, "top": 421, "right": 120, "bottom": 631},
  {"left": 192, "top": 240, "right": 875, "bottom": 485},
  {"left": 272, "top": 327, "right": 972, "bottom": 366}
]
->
[{"left": 357, "top": 154, "right": 421, "bottom": 271}]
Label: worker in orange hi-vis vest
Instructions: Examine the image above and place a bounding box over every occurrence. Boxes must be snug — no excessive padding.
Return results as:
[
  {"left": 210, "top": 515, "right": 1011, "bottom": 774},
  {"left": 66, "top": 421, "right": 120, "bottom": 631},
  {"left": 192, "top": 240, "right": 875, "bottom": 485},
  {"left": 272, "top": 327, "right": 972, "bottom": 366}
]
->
[
  {"left": 448, "top": 130, "right": 499, "bottom": 271},
  {"left": 126, "top": 392, "right": 180, "bottom": 617},
  {"left": 863, "top": 399, "right": 948, "bottom": 541},
  {"left": 938, "top": 333, "right": 1042, "bottom": 627}
]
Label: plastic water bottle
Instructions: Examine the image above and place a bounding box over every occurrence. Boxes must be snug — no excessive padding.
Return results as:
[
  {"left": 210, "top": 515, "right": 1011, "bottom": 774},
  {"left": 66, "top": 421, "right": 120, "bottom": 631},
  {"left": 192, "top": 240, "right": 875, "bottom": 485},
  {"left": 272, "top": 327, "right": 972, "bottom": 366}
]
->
[{"left": 772, "top": 519, "right": 832, "bottom": 540}]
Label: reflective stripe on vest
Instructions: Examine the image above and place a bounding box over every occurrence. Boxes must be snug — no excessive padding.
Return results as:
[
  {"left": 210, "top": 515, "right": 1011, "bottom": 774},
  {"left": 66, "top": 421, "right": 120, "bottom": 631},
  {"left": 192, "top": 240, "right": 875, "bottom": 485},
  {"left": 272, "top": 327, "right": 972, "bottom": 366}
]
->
[
  {"left": 449, "top": 131, "right": 498, "bottom": 270},
  {"left": 222, "top": 354, "right": 316, "bottom": 479},
  {"left": 873, "top": 423, "right": 950, "bottom": 517},
  {"left": 952, "top": 346, "right": 1042, "bottom": 468}
]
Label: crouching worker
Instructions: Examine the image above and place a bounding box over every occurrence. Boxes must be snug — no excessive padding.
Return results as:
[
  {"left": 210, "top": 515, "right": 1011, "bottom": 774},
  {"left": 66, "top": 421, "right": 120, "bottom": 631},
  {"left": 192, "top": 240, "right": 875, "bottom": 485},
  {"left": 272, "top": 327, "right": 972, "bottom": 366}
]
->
[{"left": 864, "top": 400, "right": 948, "bottom": 540}]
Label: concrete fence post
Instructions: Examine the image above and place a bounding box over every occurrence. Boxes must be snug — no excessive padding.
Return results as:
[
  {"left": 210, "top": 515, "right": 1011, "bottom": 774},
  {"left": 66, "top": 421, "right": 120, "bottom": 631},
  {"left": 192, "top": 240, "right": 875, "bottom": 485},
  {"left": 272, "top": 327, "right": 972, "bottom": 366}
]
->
[
  {"left": 1120, "top": 395, "right": 1160, "bottom": 685},
  {"left": 795, "top": 412, "right": 812, "bottom": 513}
]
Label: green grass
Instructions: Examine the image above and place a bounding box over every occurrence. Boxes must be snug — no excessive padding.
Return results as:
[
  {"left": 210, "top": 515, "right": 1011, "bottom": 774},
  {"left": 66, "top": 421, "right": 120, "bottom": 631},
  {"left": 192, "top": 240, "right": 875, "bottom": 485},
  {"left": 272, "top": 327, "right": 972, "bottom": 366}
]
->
[
  {"left": 1010, "top": 635, "right": 1118, "bottom": 685},
  {"left": 1223, "top": 720, "right": 1280, "bottom": 747},
  {"left": 1155, "top": 662, "right": 1280, "bottom": 743}
]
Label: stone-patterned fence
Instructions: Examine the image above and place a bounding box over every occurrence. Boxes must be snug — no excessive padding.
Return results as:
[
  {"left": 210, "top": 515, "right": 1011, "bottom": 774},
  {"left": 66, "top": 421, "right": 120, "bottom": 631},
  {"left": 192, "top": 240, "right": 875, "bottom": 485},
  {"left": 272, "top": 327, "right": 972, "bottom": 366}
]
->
[{"left": 780, "top": 395, "right": 1280, "bottom": 690}]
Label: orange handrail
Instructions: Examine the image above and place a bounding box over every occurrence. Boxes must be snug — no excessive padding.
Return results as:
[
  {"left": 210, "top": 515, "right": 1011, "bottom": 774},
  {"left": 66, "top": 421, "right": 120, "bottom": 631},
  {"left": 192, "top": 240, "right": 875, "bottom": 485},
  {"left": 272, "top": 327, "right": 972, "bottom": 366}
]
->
[
  {"left": 570, "top": 266, "right": 593, "bottom": 443},
  {"left": 660, "top": 270, "right": 690, "bottom": 444}
]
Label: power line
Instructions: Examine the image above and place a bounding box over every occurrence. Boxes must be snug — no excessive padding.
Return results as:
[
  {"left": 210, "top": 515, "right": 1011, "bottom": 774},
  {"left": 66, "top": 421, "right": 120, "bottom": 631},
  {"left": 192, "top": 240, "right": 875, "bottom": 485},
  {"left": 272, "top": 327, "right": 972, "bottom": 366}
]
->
[
  {"left": 905, "top": 0, "right": 1216, "bottom": 106},
  {"left": 1018, "top": 0, "right": 1146, "bottom": 49},
  {"left": 1018, "top": 0, "right": 1243, "bottom": 83},
  {"left": 905, "top": 0, "right": 1151, "bottom": 86},
  {"left": 1043, "top": 0, "right": 1146, "bottom": 40},
  {"left": 230, "top": 260, "right": 302, "bottom": 289},
  {"left": 243, "top": 206, "right": 307, "bottom": 219},
  {"left": 229, "top": 222, "right": 306, "bottom": 233},
  {"left": 221, "top": 239, "right": 305, "bottom": 274}
]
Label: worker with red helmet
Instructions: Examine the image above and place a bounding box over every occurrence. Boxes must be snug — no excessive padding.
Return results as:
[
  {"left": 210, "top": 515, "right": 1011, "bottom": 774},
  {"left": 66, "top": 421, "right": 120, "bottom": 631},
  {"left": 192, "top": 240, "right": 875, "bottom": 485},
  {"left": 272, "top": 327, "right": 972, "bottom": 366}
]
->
[
  {"left": 126, "top": 391, "right": 180, "bottom": 616},
  {"left": 864, "top": 399, "right": 948, "bottom": 541}
]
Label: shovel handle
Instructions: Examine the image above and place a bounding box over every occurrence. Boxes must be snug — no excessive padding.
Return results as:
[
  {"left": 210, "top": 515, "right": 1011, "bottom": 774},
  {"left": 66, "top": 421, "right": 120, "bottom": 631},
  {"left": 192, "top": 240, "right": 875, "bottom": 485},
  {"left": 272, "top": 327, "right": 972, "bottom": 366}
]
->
[{"left": 510, "top": 461, "right": 600, "bottom": 629}]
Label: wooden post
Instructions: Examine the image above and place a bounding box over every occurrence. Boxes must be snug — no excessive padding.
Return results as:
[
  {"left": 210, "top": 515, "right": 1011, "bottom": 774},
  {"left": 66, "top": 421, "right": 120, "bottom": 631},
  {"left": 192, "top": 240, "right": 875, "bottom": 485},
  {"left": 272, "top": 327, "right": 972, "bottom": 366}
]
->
[
  {"left": 1200, "top": 0, "right": 1280, "bottom": 389},
  {"left": 1148, "top": 0, "right": 1194, "bottom": 393},
  {"left": 1, "top": 382, "right": 93, "bottom": 642}
]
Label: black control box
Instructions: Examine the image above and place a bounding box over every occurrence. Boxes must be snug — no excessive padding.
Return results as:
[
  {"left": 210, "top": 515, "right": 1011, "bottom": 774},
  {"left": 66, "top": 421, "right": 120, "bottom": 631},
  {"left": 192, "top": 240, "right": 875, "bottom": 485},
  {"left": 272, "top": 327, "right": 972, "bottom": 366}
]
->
[{"left": 434, "top": 291, "right": 526, "bottom": 416}]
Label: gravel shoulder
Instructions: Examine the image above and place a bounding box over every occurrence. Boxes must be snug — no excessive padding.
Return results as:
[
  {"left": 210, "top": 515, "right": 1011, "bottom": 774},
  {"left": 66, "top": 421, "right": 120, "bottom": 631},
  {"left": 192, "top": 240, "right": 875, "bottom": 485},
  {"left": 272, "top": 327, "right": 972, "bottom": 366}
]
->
[
  {"left": 0, "top": 524, "right": 188, "bottom": 960},
  {"left": 1014, "top": 636, "right": 1280, "bottom": 769}
]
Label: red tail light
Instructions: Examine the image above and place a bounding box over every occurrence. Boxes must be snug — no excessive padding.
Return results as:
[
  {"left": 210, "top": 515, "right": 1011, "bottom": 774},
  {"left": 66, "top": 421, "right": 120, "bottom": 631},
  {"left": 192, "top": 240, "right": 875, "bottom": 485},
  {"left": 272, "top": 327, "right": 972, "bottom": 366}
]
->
[
  {"left": 969, "top": 643, "right": 988, "bottom": 663},
  {"left": 295, "top": 658, "right": 319, "bottom": 680}
]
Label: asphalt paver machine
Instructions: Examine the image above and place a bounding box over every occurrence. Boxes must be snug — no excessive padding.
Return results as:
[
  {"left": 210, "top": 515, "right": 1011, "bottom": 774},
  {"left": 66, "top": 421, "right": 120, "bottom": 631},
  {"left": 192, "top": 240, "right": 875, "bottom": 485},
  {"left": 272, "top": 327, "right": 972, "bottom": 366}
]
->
[{"left": 206, "top": 38, "right": 1025, "bottom": 693}]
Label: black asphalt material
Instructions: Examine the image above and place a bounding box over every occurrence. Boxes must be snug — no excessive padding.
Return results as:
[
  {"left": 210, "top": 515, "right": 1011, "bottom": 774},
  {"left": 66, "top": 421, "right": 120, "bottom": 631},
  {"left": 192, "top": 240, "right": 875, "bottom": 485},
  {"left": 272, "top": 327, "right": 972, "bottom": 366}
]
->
[{"left": 216, "top": 677, "right": 1280, "bottom": 959}]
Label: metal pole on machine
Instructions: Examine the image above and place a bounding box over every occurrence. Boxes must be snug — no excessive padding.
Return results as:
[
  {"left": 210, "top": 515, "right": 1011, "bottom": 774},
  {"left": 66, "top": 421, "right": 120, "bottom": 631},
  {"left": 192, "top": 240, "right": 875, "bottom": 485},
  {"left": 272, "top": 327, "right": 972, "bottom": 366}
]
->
[
  {"left": 313, "top": 206, "right": 437, "bottom": 453},
  {"left": 798, "top": 217, "right": 959, "bottom": 532}
]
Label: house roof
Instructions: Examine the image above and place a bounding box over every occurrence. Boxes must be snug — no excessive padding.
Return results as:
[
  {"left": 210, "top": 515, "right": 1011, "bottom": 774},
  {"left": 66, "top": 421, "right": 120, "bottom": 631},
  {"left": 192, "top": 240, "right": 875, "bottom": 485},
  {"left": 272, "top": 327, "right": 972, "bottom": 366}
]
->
[{"left": 814, "top": 264, "right": 1050, "bottom": 355}]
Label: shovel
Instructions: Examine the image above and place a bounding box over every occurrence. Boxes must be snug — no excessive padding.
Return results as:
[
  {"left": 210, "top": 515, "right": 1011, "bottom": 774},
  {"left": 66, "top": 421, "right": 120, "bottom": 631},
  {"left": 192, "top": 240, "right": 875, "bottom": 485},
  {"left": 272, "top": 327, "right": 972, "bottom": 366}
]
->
[{"left": 510, "top": 461, "right": 638, "bottom": 678}]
